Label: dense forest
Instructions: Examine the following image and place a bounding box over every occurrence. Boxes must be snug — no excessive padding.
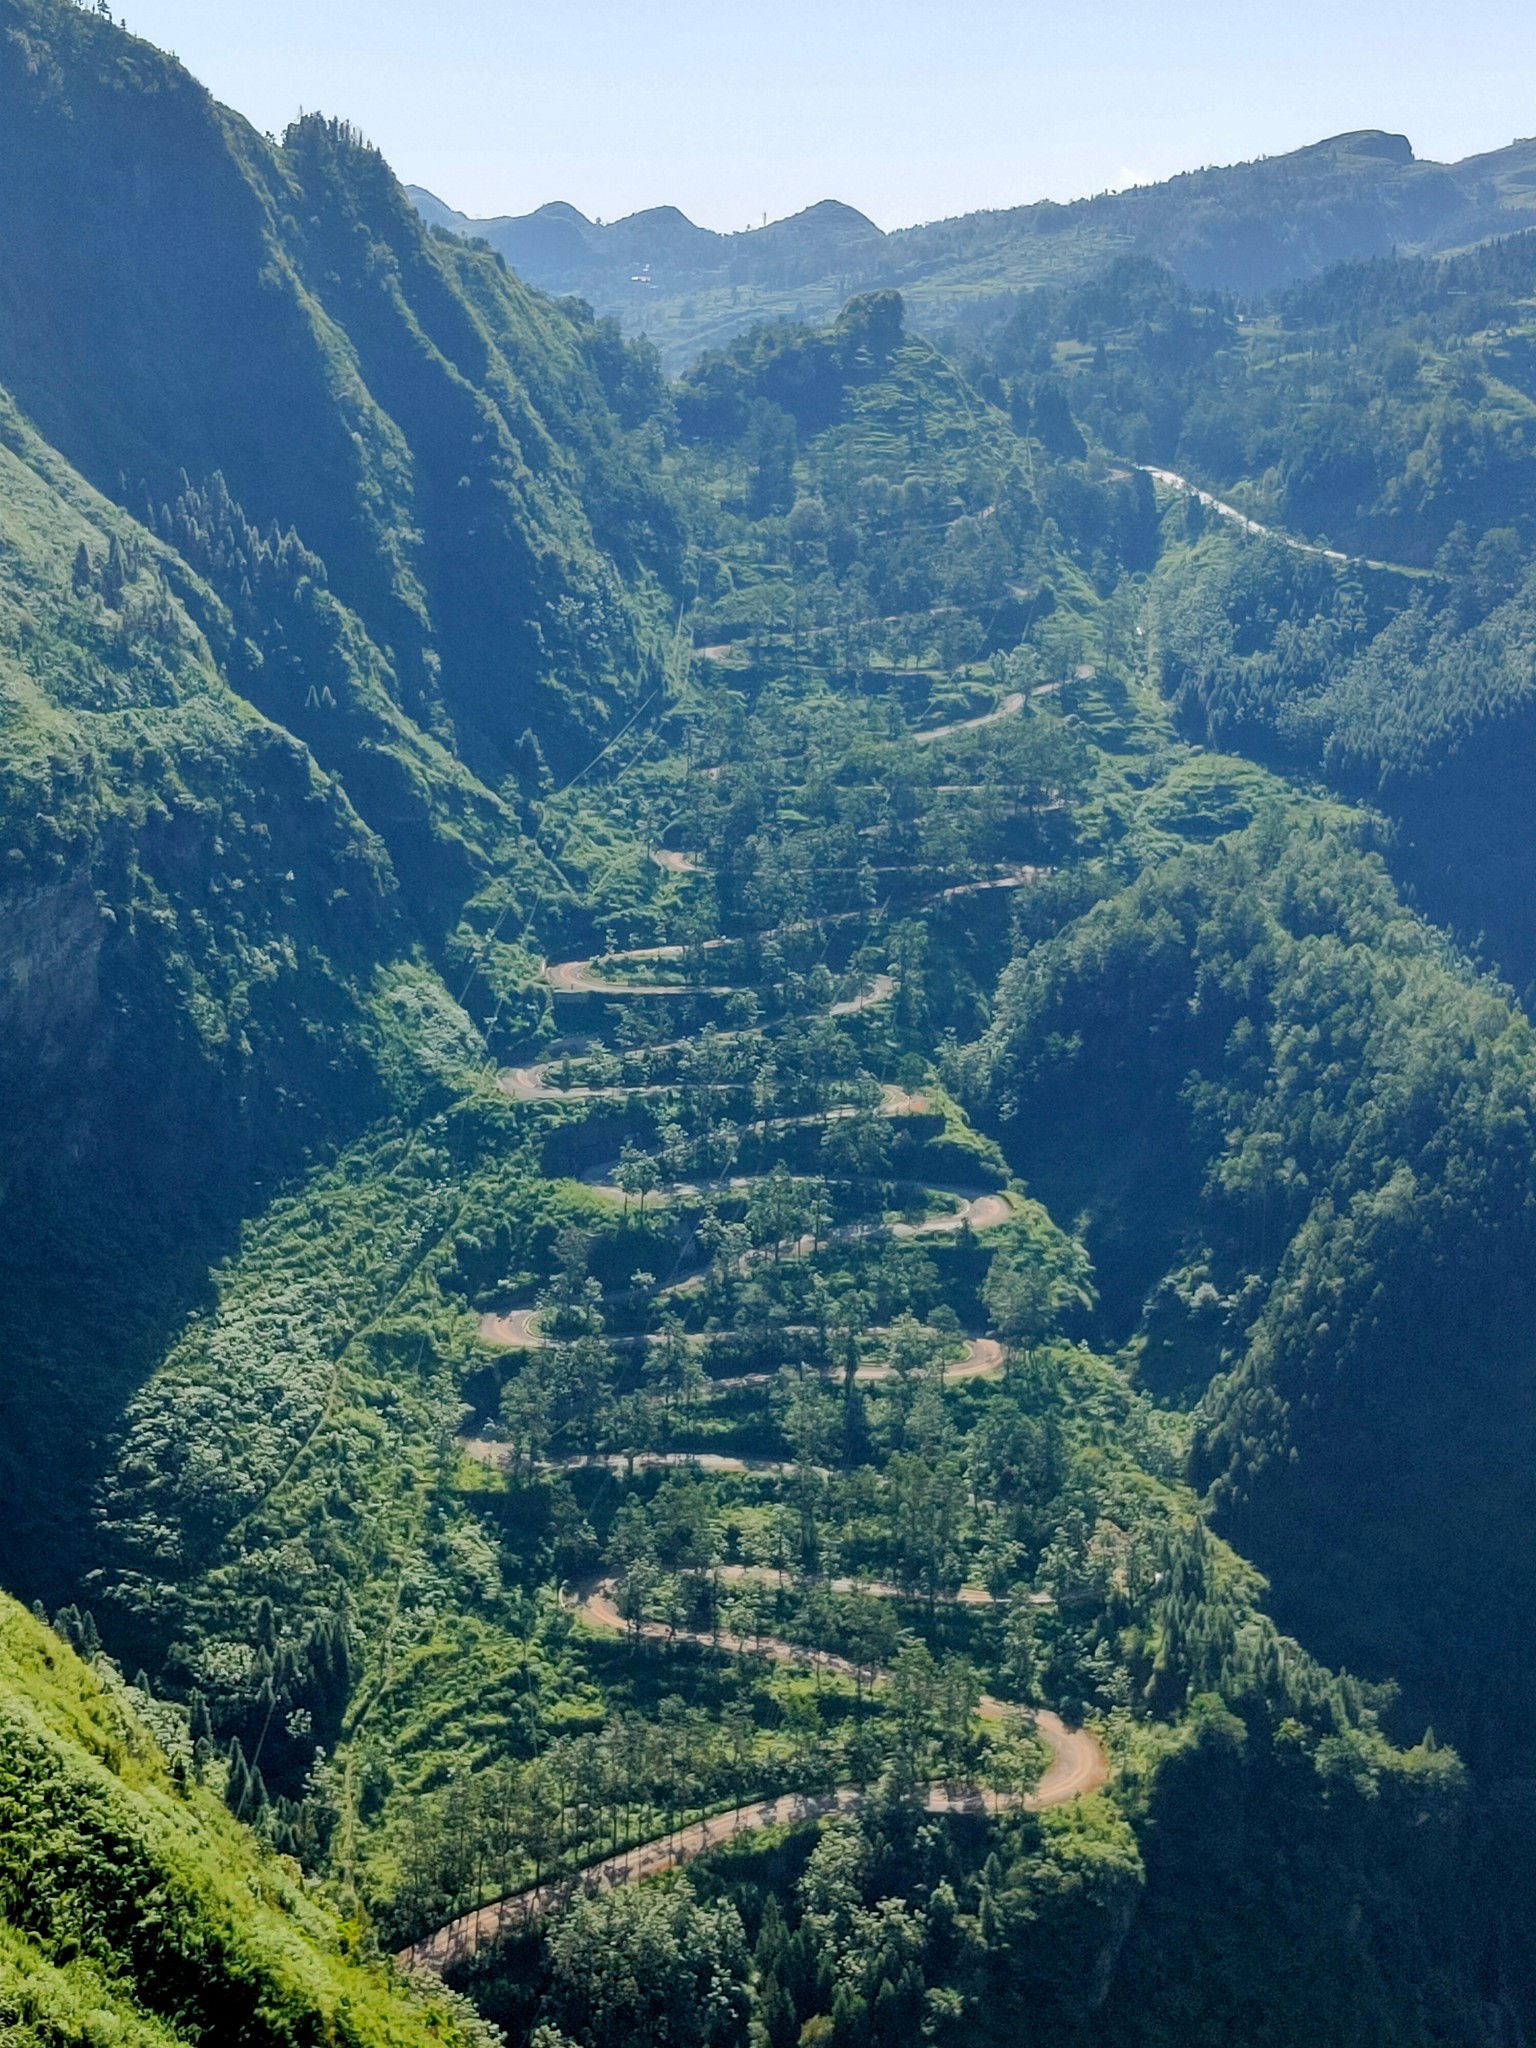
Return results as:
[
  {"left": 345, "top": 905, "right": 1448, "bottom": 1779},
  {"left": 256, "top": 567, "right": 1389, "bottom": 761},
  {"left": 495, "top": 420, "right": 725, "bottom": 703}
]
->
[{"left": 6, "top": 3, "right": 1536, "bottom": 2044}]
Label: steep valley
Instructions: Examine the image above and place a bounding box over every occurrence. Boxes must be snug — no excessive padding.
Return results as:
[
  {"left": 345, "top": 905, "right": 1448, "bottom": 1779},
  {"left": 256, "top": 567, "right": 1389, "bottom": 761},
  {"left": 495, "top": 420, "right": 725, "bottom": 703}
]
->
[{"left": 4, "top": 5, "right": 1536, "bottom": 2045}]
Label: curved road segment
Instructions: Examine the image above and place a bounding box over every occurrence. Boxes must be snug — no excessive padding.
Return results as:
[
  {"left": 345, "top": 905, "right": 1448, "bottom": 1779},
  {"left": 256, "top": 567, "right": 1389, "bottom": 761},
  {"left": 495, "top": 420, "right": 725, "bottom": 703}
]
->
[{"left": 398, "top": 1579, "right": 1107, "bottom": 1975}]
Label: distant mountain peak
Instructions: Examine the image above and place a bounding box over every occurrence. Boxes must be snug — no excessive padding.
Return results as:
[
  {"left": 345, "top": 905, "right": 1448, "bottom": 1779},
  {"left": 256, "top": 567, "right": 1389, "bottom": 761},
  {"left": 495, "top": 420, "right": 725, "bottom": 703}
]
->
[
  {"left": 618, "top": 203, "right": 701, "bottom": 230},
  {"left": 1306, "top": 128, "right": 1415, "bottom": 163},
  {"left": 410, "top": 124, "right": 1536, "bottom": 367},
  {"left": 782, "top": 198, "right": 883, "bottom": 233}
]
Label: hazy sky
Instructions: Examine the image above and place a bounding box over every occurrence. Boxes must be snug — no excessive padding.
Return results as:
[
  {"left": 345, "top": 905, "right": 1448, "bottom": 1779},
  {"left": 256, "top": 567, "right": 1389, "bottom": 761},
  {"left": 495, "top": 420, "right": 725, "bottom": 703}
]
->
[{"left": 123, "top": 0, "right": 1536, "bottom": 232}]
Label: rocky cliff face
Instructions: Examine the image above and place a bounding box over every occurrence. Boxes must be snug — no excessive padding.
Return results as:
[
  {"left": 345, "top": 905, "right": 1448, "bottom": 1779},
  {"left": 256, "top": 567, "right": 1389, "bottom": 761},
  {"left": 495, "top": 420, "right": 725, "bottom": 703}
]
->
[{"left": 0, "top": 875, "right": 103, "bottom": 1075}]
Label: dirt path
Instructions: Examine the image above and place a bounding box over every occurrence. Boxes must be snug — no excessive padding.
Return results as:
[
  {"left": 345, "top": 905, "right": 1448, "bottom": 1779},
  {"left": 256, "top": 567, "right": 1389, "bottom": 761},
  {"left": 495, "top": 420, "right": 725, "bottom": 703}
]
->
[
  {"left": 575, "top": 1574, "right": 856, "bottom": 1670},
  {"left": 717, "top": 1330, "right": 1004, "bottom": 1391},
  {"left": 473, "top": 1183, "right": 1014, "bottom": 1351},
  {"left": 547, "top": 959, "right": 737, "bottom": 999},
  {"left": 912, "top": 692, "right": 1025, "bottom": 745},
  {"left": 398, "top": 1682, "right": 1105, "bottom": 1974},
  {"left": 892, "top": 1189, "right": 1013, "bottom": 1238},
  {"left": 709, "top": 1563, "right": 997, "bottom": 1606},
  {"left": 934, "top": 866, "right": 1043, "bottom": 903},
  {"left": 470, "top": 1315, "right": 1000, "bottom": 1385},
  {"left": 476, "top": 1307, "right": 545, "bottom": 1350},
  {"left": 854, "top": 1334, "right": 1004, "bottom": 1383},
  {"left": 460, "top": 1445, "right": 807, "bottom": 1479},
  {"left": 648, "top": 1184, "right": 1012, "bottom": 1288},
  {"left": 545, "top": 909, "right": 882, "bottom": 1001},
  {"left": 541, "top": 887, "right": 1017, "bottom": 1009},
  {"left": 829, "top": 970, "right": 894, "bottom": 1015},
  {"left": 498, "top": 1064, "right": 684, "bottom": 1104}
]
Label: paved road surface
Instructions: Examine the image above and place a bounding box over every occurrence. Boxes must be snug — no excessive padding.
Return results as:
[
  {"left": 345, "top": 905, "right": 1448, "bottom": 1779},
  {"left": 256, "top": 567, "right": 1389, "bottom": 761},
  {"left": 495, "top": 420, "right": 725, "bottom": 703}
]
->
[{"left": 1136, "top": 464, "right": 1422, "bottom": 578}]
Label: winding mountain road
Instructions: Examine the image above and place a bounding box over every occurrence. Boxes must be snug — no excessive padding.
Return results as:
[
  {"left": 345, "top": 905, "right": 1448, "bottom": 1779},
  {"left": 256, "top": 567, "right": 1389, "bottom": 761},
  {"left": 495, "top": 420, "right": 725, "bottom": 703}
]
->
[
  {"left": 397, "top": 1584, "right": 1107, "bottom": 1976},
  {"left": 854, "top": 1334, "right": 1004, "bottom": 1383},
  {"left": 912, "top": 691, "right": 1026, "bottom": 744},
  {"left": 460, "top": 1444, "right": 808, "bottom": 1479},
  {"left": 1137, "top": 464, "right": 1423, "bottom": 578}
]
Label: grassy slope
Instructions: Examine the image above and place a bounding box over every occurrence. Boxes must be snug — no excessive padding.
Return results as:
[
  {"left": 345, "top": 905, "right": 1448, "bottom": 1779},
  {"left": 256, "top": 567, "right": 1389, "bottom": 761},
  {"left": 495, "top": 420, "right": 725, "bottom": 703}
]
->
[
  {"left": 0, "top": 0, "right": 679, "bottom": 1615},
  {"left": 0, "top": 1592, "right": 493, "bottom": 2047}
]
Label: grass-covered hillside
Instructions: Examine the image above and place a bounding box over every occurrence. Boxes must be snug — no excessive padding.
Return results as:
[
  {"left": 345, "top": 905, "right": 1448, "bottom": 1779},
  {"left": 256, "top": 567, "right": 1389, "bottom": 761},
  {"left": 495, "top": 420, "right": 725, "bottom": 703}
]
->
[
  {"left": 0, "top": 1590, "right": 494, "bottom": 2047},
  {"left": 0, "top": 0, "right": 678, "bottom": 789},
  {"left": 0, "top": 369, "right": 411, "bottom": 1605}
]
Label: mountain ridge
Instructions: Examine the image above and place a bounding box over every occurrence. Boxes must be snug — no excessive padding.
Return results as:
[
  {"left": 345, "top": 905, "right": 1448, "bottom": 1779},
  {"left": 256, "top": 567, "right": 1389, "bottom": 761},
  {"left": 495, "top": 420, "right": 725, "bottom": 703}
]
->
[{"left": 410, "top": 125, "right": 1536, "bottom": 365}]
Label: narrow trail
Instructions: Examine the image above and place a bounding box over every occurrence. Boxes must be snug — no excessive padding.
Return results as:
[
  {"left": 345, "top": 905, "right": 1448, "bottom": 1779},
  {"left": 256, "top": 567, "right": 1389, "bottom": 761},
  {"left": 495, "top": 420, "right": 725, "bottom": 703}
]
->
[
  {"left": 854, "top": 1334, "right": 1004, "bottom": 1383},
  {"left": 476, "top": 1306, "right": 544, "bottom": 1349},
  {"left": 573, "top": 1576, "right": 974, "bottom": 1678},
  {"left": 707, "top": 1563, "right": 1003, "bottom": 1606},
  {"left": 543, "top": 955, "right": 891, "bottom": 1004},
  {"left": 398, "top": 1583, "right": 1107, "bottom": 1975},
  {"left": 512, "top": 1077, "right": 922, "bottom": 1129},
  {"left": 710, "top": 1331, "right": 1003, "bottom": 1391},
  {"left": 541, "top": 860, "right": 1036, "bottom": 1004},
  {"left": 934, "top": 865, "right": 1043, "bottom": 903},
  {"left": 498, "top": 1064, "right": 675, "bottom": 1104},
  {"left": 546, "top": 958, "right": 738, "bottom": 998},
  {"left": 688, "top": 1181, "right": 1013, "bottom": 1252},
  {"left": 542, "top": 908, "right": 875, "bottom": 999},
  {"left": 829, "top": 970, "right": 894, "bottom": 1015},
  {"left": 405, "top": 699, "right": 1110, "bottom": 1979},
  {"left": 398, "top": 1781, "right": 994, "bottom": 1973},
  {"left": 469, "top": 1324, "right": 1002, "bottom": 1392},
  {"left": 461, "top": 1444, "right": 807, "bottom": 1479}
]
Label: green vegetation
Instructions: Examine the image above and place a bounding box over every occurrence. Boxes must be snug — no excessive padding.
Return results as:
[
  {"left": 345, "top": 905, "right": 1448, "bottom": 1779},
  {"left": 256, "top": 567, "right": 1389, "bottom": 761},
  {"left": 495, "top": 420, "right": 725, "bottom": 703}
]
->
[
  {"left": 6, "top": 3, "right": 1536, "bottom": 2040},
  {"left": 965, "top": 231, "right": 1536, "bottom": 978},
  {"left": 0, "top": 1591, "right": 492, "bottom": 2047},
  {"left": 414, "top": 128, "right": 1536, "bottom": 369}
]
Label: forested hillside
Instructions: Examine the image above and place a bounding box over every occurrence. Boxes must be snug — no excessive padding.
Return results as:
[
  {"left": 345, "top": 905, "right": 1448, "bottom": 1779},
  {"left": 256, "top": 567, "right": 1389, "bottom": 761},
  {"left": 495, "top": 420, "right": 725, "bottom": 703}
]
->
[
  {"left": 6, "top": 2, "right": 1536, "bottom": 2042},
  {"left": 0, "top": 0, "right": 677, "bottom": 797},
  {"left": 956, "top": 234, "right": 1536, "bottom": 985}
]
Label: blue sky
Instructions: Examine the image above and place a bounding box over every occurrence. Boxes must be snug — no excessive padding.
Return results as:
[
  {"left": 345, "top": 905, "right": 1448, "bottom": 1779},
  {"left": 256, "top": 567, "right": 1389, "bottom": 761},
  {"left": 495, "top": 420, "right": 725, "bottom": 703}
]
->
[{"left": 124, "top": 0, "right": 1536, "bottom": 232}]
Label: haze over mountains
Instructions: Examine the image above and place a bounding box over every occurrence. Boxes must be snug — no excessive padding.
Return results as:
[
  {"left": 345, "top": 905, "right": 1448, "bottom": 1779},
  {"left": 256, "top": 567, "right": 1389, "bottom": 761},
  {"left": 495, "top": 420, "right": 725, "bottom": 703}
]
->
[{"left": 411, "top": 125, "right": 1536, "bottom": 363}]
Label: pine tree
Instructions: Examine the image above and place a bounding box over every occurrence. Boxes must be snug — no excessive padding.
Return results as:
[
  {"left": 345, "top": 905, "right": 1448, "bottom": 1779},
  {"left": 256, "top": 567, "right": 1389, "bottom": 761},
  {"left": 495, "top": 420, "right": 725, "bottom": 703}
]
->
[{"left": 102, "top": 534, "right": 127, "bottom": 606}]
